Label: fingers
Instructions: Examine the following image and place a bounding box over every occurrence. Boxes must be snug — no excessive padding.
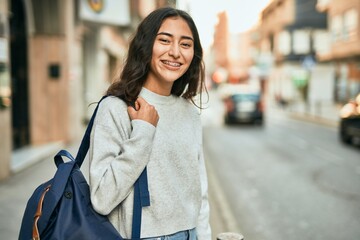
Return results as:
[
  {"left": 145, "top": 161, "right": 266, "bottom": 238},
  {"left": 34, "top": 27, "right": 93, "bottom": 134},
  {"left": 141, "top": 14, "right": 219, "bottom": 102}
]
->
[
  {"left": 134, "top": 101, "right": 140, "bottom": 111},
  {"left": 136, "top": 97, "right": 146, "bottom": 108},
  {"left": 127, "top": 105, "right": 137, "bottom": 117},
  {"left": 127, "top": 98, "right": 159, "bottom": 127}
]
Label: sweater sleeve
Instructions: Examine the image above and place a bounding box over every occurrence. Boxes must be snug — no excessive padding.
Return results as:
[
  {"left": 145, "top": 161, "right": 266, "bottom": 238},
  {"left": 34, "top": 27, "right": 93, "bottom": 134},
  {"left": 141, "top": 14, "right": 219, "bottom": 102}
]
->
[
  {"left": 197, "top": 127, "right": 212, "bottom": 240},
  {"left": 89, "top": 97, "right": 156, "bottom": 215}
]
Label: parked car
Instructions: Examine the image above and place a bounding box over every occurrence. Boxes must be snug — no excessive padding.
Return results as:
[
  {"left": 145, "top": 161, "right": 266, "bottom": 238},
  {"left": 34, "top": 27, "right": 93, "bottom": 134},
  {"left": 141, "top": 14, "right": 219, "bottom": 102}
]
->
[
  {"left": 339, "top": 93, "right": 360, "bottom": 144},
  {"left": 223, "top": 90, "right": 264, "bottom": 125}
]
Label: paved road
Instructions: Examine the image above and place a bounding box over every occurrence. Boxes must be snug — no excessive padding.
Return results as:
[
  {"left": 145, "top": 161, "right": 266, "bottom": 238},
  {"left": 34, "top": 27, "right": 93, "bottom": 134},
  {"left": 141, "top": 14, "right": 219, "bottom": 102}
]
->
[{"left": 202, "top": 100, "right": 360, "bottom": 240}]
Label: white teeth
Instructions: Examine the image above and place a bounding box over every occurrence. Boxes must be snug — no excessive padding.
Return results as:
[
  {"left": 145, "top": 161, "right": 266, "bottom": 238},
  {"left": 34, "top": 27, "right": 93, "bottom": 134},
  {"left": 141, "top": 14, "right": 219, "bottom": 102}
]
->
[{"left": 163, "top": 60, "right": 180, "bottom": 67}]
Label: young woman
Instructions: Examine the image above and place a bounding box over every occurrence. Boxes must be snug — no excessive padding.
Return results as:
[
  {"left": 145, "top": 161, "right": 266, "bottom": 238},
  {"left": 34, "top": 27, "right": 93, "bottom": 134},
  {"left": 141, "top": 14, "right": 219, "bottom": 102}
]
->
[{"left": 89, "top": 7, "right": 211, "bottom": 240}]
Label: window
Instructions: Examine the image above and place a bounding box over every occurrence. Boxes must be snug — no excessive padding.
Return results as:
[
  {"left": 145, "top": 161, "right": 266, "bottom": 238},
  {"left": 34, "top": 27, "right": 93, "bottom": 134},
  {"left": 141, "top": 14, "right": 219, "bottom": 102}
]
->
[
  {"left": 293, "top": 30, "right": 310, "bottom": 54},
  {"left": 313, "top": 30, "right": 330, "bottom": 55},
  {"left": 344, "top": 9, "right": 358, "bottom": 41},
  {"left": 331, "top": 15, "right": 342, "bottom": 42},
  {"left": 278, "top": 30, "right": 291, "bottom": 55}
]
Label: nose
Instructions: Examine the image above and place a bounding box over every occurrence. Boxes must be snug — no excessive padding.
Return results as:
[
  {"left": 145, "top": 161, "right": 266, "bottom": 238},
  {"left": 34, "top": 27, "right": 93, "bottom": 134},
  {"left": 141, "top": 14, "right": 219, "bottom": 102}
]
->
[{"left": 168, "top": 43, "right": 180, "bottom": 58}]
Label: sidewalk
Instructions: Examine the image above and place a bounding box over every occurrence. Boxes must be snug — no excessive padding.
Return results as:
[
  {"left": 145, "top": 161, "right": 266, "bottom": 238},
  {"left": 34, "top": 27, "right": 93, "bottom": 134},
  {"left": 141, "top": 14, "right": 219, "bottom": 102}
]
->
[
  {"left": 0, "top": 142, "right": 80, "bottom": 239},
  {"left": 270, "top": 100, "right": 339, "bottom": 129},
  {"left": 11, "top": 141, "right": 65, "bottom": 173}
]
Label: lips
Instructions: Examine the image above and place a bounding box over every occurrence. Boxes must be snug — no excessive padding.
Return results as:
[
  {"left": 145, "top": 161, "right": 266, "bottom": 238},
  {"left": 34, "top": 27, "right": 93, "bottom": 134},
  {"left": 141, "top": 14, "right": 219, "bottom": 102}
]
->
[{"left": 162, "top": 60, "right": 182, "bottom": 67}]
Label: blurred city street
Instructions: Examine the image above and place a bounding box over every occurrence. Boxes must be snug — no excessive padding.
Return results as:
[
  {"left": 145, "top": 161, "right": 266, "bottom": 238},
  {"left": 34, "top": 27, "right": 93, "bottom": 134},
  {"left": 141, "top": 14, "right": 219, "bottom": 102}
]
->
[
  {"left": 1, "top": 0, "right": 360, "bottom": 240},
  {"left": 1, "top": 90, "right": 360, "bottom": 240}
]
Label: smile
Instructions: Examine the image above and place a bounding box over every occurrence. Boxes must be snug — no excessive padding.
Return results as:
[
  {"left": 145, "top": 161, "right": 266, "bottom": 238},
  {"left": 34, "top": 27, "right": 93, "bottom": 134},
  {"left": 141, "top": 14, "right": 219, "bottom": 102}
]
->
[{"left": 162, "top": 60, "right": 181, "bottom": 67}]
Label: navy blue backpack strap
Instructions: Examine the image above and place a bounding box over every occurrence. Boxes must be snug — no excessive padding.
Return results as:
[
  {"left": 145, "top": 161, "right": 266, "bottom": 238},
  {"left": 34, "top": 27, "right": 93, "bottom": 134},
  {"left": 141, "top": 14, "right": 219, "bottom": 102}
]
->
[
  {"left": 132, "top": 168, "right": 150, "bottom": 240},
  {"left": 37, "top": 150, "right": 77, "bottom": 233},
  {"left": 74, "top": 95, "right": 150, "bottom": 239},
  {"left": 75, "top": 96, "right": 108, "bottom": 167}
]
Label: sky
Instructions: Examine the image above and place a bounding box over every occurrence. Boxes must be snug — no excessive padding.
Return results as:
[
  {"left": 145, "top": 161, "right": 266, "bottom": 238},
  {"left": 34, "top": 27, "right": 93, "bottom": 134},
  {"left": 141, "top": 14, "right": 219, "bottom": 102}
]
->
[{"left": 177, "top": 0, "right": 271, "bottom": 50}]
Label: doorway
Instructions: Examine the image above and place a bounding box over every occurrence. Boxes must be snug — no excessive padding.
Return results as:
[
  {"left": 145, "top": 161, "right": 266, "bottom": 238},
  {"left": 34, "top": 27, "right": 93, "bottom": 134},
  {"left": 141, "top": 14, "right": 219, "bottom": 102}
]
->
[{"left": 10, "top": 0, "right": 29, "bottom": 149}]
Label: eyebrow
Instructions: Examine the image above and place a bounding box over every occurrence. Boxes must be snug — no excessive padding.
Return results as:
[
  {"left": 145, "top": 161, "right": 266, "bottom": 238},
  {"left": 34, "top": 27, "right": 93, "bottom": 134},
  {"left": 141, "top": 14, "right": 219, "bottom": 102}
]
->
[{"left": 157, "top": 32, "right": 194, "bottom": 41}]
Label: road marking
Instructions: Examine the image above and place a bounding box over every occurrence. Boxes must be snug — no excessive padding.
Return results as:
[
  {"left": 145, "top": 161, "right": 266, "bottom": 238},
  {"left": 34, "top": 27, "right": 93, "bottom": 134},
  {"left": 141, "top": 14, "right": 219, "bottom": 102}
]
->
[{"left": 206, "top": 156, "right": 242, "bottom": 233}]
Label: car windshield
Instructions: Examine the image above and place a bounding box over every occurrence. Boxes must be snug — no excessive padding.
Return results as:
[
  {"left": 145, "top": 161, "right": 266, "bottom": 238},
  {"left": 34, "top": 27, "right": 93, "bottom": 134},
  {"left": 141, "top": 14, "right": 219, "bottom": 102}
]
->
[{"left": 232, "top": 94, "right": 260, "bottom": 101}]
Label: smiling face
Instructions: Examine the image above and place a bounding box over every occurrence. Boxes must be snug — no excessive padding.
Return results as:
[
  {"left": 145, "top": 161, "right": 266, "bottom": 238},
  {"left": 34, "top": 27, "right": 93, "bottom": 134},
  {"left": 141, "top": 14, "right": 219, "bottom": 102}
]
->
[{"left": 144, "top": 16, "right": 195, "bottom": 95}]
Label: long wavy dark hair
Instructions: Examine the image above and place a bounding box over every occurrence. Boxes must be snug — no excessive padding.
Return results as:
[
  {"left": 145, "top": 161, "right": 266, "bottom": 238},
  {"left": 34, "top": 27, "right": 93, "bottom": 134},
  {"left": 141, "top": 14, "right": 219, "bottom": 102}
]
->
[{"left": 106, "top": 7, "right": 206, "bottom": 108}]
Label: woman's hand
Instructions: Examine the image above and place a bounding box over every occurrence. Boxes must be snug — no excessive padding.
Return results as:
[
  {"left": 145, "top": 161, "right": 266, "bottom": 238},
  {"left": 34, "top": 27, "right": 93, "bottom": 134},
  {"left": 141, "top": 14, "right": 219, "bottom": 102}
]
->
[{"left": 127, "top": 97, "right": 159, "bottom": 127}]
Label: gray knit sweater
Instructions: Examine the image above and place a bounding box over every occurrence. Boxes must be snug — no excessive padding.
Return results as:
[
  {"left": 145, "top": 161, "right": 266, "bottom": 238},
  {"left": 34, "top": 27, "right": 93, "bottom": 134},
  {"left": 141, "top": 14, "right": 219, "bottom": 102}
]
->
[{"left": 89, "top": 87, "right": 211, "bottom": 239}]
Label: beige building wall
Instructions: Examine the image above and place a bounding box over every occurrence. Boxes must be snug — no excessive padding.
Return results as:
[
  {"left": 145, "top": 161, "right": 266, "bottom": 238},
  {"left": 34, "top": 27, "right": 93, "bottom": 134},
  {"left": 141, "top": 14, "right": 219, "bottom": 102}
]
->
[
  {"left": 317, "top": 0, "right": 360, "bottom": 61},
  {"left": 213, "top": 11, "right": 229, "bottom": 69},
  {"left": 28, "top": 36, "right": 69, "bottom": 144},
  {"left": 0, "top": 0, "right": 11, "bottom": 180},
  {"left": 260, "top": 0, "right": 295, "bottom": 62},
  {"left": 227, "top": 32, "right": 254, "bottom": 82},
  {"left": 0, "top": 110, "right": 11, "bottom": 180},
  {"left": 316, "top": 0, "right": 360, "bottom": 102},
  {"left": 66, "top": 0, "right": 85, "bottom": 142}
]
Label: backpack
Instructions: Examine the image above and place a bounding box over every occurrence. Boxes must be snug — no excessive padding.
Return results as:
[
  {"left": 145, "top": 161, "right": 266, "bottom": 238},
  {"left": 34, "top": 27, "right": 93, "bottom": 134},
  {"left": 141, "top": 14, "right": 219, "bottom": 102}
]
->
[{"left": 18, "top": 96, "right": 150, "bottom": 240}]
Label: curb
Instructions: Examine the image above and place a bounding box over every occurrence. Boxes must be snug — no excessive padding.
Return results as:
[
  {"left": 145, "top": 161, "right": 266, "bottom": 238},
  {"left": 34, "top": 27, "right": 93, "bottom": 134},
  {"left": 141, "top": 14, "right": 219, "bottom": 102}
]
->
[
  {"left": 206, "top": 158, "right": 241, "bottom": 232},
  {"left": 287, "top": 111, "right": 339, "bottom": 128},
  {"left": 11, "top": 141, "right": 65, "bottom": 174},
  {"left": 204, "top": 138, "right": 244, "bottom": 239}
]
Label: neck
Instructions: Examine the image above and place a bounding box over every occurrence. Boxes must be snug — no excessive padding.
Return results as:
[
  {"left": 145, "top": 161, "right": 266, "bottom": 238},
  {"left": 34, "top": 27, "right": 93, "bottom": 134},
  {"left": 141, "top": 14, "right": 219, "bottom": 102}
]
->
[
  {"left": 143, "top": 80, "right": 172, "bottom": 96},
  {"left": 140, "top": 87, "right": 177, "bottom": 105}
]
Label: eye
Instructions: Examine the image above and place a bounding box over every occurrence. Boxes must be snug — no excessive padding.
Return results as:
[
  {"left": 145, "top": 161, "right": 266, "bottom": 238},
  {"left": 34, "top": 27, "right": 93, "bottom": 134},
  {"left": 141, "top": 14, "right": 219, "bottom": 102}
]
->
[
  {"left": 158, "top": 38, "right": 170, "bottom": 44},
  {"left": 181, "top": 42, "right": 192, "bottom": 48}
]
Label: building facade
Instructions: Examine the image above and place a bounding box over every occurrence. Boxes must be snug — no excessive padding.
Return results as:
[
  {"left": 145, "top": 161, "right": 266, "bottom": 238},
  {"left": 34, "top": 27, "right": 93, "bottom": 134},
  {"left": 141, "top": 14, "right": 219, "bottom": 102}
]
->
[
  {"left": 0, "top": 0, "right": 176, "bottom": 181},
  {"left": 256, "top": 0, "right": 339, "bottom": 120},
  {"left": 316, "top": 0, "right": 360, "bottom": 104}
]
